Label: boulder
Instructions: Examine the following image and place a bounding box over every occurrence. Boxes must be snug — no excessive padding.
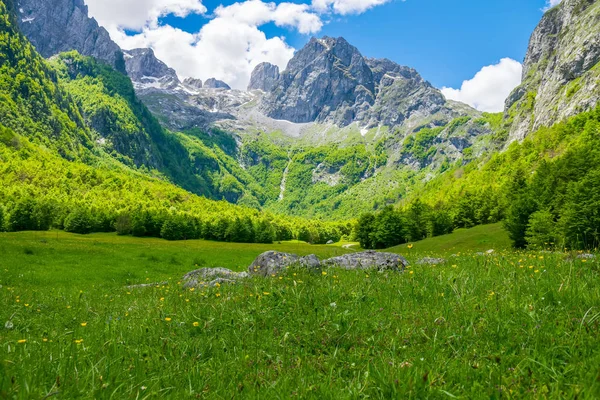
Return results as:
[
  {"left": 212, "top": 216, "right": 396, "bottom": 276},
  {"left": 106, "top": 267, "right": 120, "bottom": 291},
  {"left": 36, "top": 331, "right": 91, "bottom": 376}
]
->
[
  {"left": 326, "top": 240, "right": 335, "bottom": 245},
  {"left": 248, "top": 251, "right": 321, "bottom": 277},
  {"left": 182, "top": 267, "right": 247, "bottom": 288},
  {"left": 322, "top": 251, "right": 407, "bottom": 271}
]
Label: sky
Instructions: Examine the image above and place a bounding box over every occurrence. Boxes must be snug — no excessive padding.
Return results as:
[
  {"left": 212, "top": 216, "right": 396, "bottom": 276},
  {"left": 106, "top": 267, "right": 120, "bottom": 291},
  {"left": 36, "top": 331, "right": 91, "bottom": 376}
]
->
[{"left": 83, "top": 0, "right": 564, "bottom": 112}]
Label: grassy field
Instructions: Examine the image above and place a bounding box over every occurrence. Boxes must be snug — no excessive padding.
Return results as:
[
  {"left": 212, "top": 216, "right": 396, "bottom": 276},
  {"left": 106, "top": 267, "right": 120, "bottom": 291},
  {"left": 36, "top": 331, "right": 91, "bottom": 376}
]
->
[
  {"left": 1, "top": 229, "right": 600, "bottom": 398},
  {"left": 390, "top": 223, "right": 512, "bottom": 255}
]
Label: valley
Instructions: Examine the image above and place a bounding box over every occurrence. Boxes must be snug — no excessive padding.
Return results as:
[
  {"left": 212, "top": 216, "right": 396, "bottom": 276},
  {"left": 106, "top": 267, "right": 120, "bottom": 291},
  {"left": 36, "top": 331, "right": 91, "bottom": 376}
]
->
[{"left": 1, "top": 0, "right": 600, "bottom": 397}]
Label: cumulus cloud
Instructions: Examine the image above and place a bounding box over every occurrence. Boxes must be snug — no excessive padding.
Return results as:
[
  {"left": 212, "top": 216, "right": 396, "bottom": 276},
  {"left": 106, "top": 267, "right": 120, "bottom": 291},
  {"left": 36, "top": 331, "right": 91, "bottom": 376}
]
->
[
  {"left": 312, "top": 0, "right": 392, "bottom": 15},
  {"left": 85, "top": 0, "right": 207, "bottom": 30},
  {"left": 441, "top": 58, "right": 523, "bottom": 113},
  {"left": 87, "top": 0, "right": 326, "bottom": 89},
  {"left": 85, "top": 0, "right": 397, "bottom": 89}
]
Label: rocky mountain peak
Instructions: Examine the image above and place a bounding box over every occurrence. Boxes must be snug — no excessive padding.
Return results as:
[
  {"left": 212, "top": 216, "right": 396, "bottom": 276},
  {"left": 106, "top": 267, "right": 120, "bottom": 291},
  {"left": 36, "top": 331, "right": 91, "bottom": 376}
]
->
[
  {"left": 259, "top": 36, "right": 452, "bottom": 129},
  {"left": 204, "top": 78, "right": 231, "bottom": 90},
  {"left": 505, "top": 0, "right": 600, "bottom": 142},
  {"left": 248, "top": 62, "right": 280, "bottom": 92},
  {"left": 260, "top": 36, "right": 375, "bottom": 125},
  {"left": 16, "top": 0, "right": 125, "bottom": 73},
  {"left": 123, "top": 48, "right": 180, "bottom": 90},
  {"left": 183, "top": 77, "right": 204, "bottom": 91}
]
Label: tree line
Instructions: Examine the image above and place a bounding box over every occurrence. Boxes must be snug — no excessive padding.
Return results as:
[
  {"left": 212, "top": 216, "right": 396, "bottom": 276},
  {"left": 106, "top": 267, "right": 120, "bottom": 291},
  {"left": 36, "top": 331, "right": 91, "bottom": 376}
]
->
[{"left": 0, "top": 196, "right": 351, "bottom": 244}]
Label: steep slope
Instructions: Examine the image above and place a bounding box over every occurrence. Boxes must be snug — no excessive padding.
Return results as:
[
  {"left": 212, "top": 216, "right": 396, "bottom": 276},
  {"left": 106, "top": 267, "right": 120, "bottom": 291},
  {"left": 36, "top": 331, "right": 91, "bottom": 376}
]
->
[
  {"left": 0, "top": 0, "right": 346, "bottom": 243},
  {"left": 260, "top": 37, "right": 376, "bottom": 125},
  {"left": 15, "top": 0, "right": 125, "bottom": 73},
  {"left": 506, "top": 0, "right": 600, "bottom": 141},
  {"left": 259, "top": 36, "right": 466, "bottom": 132},
  {"left": 0, "top": 1, "right": 93, "bottom": 160},
  {"left": 248, "top": 62, "right": 280, "bottom": 92},
  {"left": 123, "top": 48, "right": 180, "bottom": 90}
]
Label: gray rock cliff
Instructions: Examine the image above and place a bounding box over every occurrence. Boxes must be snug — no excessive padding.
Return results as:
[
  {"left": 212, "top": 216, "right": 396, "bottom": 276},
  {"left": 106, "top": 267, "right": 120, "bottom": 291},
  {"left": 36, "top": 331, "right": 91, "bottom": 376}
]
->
[
  {"left": 204, "top": 78, "right": 231, "bottom": 90},
  {"left": 505, "top": 0, "right": 600, "bottom": 141},
  {"left": 248, "top": 62, "right": 280, "bottom": 92},
  {"left": 16, "top": 0, "right": 125, "bottom": 73},
  {"left": 123, "top": 48, "right": 180, "bottom": 90}
]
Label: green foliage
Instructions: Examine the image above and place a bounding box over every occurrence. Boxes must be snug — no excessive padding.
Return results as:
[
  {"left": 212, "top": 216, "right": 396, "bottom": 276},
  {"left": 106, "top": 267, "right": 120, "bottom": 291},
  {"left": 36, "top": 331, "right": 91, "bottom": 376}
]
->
[
  {"left": 64, "top": 208, "right": 94, "bottom": 234},
  {"left": 420, "top": 104, "right": 600, "bottom": 250},
  {"left": 402, "top": 127, "right": 444, "bottom": 166},
  {"left": 447, "top": 116, "right": 471, "bottom": 134},
  {"left": 525, "top": 209, "right": 557, "bottom": 249}
]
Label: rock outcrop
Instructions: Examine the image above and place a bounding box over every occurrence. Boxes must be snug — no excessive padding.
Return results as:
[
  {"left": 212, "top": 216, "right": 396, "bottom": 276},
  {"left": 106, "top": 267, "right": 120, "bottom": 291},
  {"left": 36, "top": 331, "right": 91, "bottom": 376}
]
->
[
  {"left": 181, "top": 250, "right": 407, "bottom": 288},
  {"left": 248, "top": 251, "right": 321, "bottom": 277},
  {"left": 123, "top": 48, "right": 180, "bottom": 90},
  {"left": 204, "top": 78, "right": 231, "bottom": 90},
  {"left": 182, "top": 267, "right": 248, "bottom": 289},
  {"left": 248, "top": 62, "right": 280, "bottom": 92},
  {"left": 505, "top": 0, "right": 600, "bottom": 141},
  {"left": 323, "top": 251, "right": 407, "bottom": 271},
  {"left": 183, "top": 77, "right": 203, "bottom": 91},
  {"left": 16, "top": 0, "right": 125, "bottom": 73}
]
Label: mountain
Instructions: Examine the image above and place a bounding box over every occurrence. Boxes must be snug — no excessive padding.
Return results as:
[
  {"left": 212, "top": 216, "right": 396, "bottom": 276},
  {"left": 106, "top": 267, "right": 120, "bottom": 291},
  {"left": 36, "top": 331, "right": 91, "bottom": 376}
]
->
[
  {"left": 259, "top": 36, "right": 460, "bottom": 131},
  {"left": 123, "top": 48, "right": 180, "bottom": 90},
  {"left": 15, "top": 0, "right": 125, "bottom": 73},
  {"left": 0, "top": 0, "right": 345, "bottom": 243},
  {"left": 505, "top": 0, "right": 600, "bottom": 142},
  {"left": 248, "top": 62, "right": 280, "bottom": 92},
  {"left": 204, "top": 78, "right": 231, "bottom": 90}
]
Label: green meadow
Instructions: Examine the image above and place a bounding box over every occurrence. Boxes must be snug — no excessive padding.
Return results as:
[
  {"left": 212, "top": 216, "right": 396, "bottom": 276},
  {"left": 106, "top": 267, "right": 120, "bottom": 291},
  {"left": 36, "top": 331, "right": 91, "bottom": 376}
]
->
[{"left": 1, "top": 227, "right": 600, "bottom": 399}]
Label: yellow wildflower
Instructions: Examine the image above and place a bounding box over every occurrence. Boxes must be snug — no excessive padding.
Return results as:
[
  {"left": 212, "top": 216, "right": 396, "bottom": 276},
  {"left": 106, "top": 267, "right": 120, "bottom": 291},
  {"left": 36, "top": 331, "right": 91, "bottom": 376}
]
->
[
  {"left": 17, "top": 339, "right": 26, "bottom": 344},
  {"left": 408, "top": 244, "right": 414, "bottom": 249},
  {"left": 165, "top": 317, "right": 172, "bottom": 322},
  {"left": 193, "top": 322, "right": 200, "bottom": 327},
  {"left": 81, "top": 322, "right": 87, "bottom": 327}
]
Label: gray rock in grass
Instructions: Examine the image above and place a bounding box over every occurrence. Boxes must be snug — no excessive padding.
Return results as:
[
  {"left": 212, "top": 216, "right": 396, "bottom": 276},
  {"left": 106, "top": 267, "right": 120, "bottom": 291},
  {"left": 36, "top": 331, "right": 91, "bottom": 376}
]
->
[{"left": 322, "top": 251, "right": 407, "bottom": 272}]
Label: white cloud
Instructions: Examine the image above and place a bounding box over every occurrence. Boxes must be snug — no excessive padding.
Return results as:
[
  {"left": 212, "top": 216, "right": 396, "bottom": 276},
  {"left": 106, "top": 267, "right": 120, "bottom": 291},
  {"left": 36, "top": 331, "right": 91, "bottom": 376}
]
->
[
  {"left": 441, "top": 58, "right": 523, "bottom": 113},
  {"left": 543, "top": 0, "right": 563, "bottom": 11},
  {"left": 98, "top": 0, "right": 321, "bottom": 89},
  {"left": 312, "top": 0, "right": 392, "bottom": 15},
  {"left": 85, "top": 0, "right": 207, "bottom": 30},
  {"left": 85, "top": 0, "right": 392, "bottom": 89}
]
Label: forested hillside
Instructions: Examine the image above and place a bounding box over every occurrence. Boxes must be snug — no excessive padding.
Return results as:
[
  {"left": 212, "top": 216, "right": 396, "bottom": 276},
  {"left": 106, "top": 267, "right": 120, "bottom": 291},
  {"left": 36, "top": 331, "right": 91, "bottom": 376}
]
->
[
  {"left": 357, "top": 105, "right": 600, "bottom": 250},
  {"left": 0, "top": 0, "right": 348, "bottom": 244}
]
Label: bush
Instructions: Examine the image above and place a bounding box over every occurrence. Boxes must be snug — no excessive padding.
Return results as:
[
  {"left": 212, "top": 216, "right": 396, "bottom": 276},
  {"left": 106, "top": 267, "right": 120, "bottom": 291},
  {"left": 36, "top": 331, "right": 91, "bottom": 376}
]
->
[
  {"left": 525, "top": 210, "right": 557, "bottom": 249},
  {"left": 115, "top": 212, "right": 132, "bottom": 236},
  {"left": 64, "top": 208, "right": 94, "bottom": 234}
]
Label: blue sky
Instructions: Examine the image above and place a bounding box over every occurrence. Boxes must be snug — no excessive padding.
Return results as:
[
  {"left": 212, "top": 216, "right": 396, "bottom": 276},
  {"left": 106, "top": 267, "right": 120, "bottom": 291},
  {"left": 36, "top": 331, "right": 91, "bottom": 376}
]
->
[{"left": 158, "top": 0, "right": 549, "bottom": 89}]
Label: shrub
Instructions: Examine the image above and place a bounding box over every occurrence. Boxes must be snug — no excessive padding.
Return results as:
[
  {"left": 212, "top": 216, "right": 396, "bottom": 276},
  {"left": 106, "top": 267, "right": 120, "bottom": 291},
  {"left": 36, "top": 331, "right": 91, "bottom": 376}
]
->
[
  {"left": 64, "top": 208, "right": 94, "bottom": 234},
  {"left": 525, "top": 210, "right": 557, "bottom": 249}
]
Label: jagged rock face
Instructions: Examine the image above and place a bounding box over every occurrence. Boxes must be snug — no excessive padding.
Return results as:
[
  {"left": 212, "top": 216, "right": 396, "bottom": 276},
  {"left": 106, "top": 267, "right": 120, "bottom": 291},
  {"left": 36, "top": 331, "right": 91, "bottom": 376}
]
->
[
  {"left": 261, "top": 37, "right": 376, "bottom": 125},
  {"left": 16, "top": 0, "right": 125, "bottom": 73},
  {"left": 204, "top": 78, "right": 231, "bottom": 90},
  {"left": 123, "top": 48, "right": 180, "bottom": 90},
  {"left": 260, "top": 37, "right": 451, "bottom": 129},
  {"left": 364, "top": 58, "right": 446, "bottom": 128},
  {"left": 505, "top": 0, "right": 600, "bottom": 142},
  {"left": 183, "top": 77, "right": 203, "bottom": 91},
  {"left": 248, "top": 62, "right": 280, "bottom": 92}
]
